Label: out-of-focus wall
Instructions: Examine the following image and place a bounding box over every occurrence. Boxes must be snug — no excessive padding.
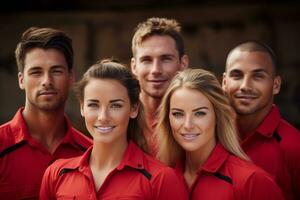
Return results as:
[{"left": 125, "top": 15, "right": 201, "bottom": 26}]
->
[{"left": 1, "top": 4, "right": 299, "bottom": 134}]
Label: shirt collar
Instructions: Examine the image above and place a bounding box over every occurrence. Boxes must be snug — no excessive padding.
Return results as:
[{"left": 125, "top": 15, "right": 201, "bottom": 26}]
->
[
  {"left": 10, "top": 108, "right": 30, "bottom": 143},
  {"left": 175, "top": 143, "right": 229, "bottom": 174},
  {"left": 74, "top": 141, "right": 146, "bottom": 176},
  {"left": 256, "top": 105, "right": 281, "bottom": 137},
  {"left": 201, "top": 143, "right": 229, "bottom": 173},
  {"left": 10, "top": 108, "right": 87, "bottom": 151},
  {"left": 117, "top": 141, "right": 145, "bottom": 170}
]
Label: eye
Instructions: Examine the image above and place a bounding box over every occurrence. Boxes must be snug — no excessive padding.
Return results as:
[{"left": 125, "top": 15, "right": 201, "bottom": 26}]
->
[
  {"left": 52, "top": 68, "right": 65, "bottom": 75},
  {"left": 29, "top": 70, "right": 42, "bottom": 76},
  {"left": 111, "top": 103, "right": 123, "bottom": 109},
  {"left": 229, "top": 71, "right": 242, "bottom": 80},
  {"left": 87, "top": 103, "right": 98, "bottom": 108},
  {"left": 171, "top": 111, "right": 183, "bottom": 118},
  {"left": 253, "top": 73, "right": 265, "bottom": 80},
  {"left": 195, "top": 111, "right": 206, "bottom": 117},
  {"left": 140, "top": 57, "right": 152, "bottom": 64}
]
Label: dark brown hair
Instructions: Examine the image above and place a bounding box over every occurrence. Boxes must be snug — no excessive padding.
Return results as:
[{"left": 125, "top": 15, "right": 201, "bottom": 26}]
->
[{"left": 15, "top": 27, "right": 73, "bottom": 72}]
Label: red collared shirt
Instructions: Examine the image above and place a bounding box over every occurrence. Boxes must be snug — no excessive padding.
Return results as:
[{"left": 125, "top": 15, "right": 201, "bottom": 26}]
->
[
  {"left": 143, "top": 117, "right": 158, "bottom": 157},
  {"left": 241, "top": 105, "right": 300, "bottom": 200},
  {"left": 0, "top": 108, "right": 92, "bottom": 200},
  {"left": 40, "top": 141, "right": 187, "bottom": 200},
  {"left": 175, "top": 143, "right": 284, "bottom": 200}
]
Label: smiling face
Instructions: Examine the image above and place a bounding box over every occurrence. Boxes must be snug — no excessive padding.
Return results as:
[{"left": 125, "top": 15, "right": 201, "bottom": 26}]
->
[
  {"left": 80, "top": 78, "right": 138, "bottom": 145},
  {"left": 131, "top": 35, "right": 188, "bottom": 99},
  {"left": 18, "top": 48, "right": 73, "bottom": 112},
  {"left": 169, "top": 87, "right": 216, "bottom": 153},
  {"left": 223, "top": 50, "right": 281, "bottom": 117}
]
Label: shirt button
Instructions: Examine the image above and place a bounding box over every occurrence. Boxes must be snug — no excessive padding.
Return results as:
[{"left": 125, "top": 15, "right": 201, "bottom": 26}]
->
[{"left": 137, "top": 164, "right": 142, "bottom": 168}]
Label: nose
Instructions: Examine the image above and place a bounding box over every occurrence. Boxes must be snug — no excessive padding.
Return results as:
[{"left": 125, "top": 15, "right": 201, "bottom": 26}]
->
[
  {"left": 41, "top": 72, "right": 53, "bottom": 87},
  {"left": 240, "top": 76, "right": 253, "bottom": 92},
  {"left": 183, "top": 115, "right": 194, "bottom": 130},
  {"left": 150, "top": 60, "right": 162, "bottom": 75},
  {"left": 97, "top": 107, "right": 109, "bottom": 122}
]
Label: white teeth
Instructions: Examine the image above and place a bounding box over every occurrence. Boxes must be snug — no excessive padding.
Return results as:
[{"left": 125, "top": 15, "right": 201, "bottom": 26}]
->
[
  {"left": 181, "top": 133, "right": 199, "bottom": 140},
  {"left": 95, "top": 126, "right": 114, "bottom": 133}
]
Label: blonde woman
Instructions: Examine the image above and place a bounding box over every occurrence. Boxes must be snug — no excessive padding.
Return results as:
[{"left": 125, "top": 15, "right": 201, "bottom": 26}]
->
[{"left": 156, "top": 68, "right": 284, "bottom": 200}]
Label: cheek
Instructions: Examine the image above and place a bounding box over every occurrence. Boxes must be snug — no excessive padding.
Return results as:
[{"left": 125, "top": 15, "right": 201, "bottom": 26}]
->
[
  {"left": 169, "top": 116, "right": 182, "bottom": 131},
  {"left": 83, "top": 110, "right": 98, "bottom": 123}
]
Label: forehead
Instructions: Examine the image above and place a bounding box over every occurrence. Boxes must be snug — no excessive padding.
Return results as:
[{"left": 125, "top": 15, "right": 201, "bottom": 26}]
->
[
  {"left": 135, "top": 35, "right": 179, "bottom": 57},
  {"left": 170, "top": 87, "right": 212, "bottom": 108},
  {"left": 226, "top": 50, "right": 274, "bottom": 73},
  {"left": 84, "top": 78, "right": 129, "bottom": 100},
  {"left": 24, "top": 48, "right": 68, "bottom": 70}
]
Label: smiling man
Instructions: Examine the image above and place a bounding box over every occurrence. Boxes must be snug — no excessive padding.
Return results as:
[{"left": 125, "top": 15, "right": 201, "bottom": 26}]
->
[
  {"left": 131, "top": 17, "right": 189, "bottom": 155},
  {"left": 0, "top": 27, "right": 92, "bottom": 199},
  {"left": 222, "top": 41, "right": 300, "bottom": 200}
]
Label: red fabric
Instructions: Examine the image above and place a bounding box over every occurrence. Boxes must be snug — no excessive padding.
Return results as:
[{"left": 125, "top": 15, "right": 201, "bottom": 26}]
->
[
  {"left": 40, "top": 141, "right": 187, "bottom": 200},
  {"left": 0, "top": 108, "right": 92, "bottom": 200},
  {"left": 241, "top": 105, "right": 300, "bottom": 200},
  {"left": 143, "top": 119, "right": 158, "bottom": 156},
  {"left": 175, "top": 143, "right": 284, "bottom": 200}
]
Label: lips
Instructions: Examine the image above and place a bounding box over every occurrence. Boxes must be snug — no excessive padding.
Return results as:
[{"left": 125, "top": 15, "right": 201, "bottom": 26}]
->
[
  {"left": 38, "top": 90, "right": 57, "bottom": 96},
  {"left": 180, "top": 133, "right": 200, "bottom": 141},
  {"left": 148, "top": 79, "right": 168, "bottom": 87},
  {"left": 94, "top": 126, "right": 116, "bottom": 134}
]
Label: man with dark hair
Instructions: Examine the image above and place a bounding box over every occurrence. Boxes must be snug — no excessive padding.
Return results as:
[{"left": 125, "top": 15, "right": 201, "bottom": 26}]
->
[
  {"left": 0, "top": 27, "right": 92, "bottom": 199},
  {"left": 223, "top": 41, "right": 300, "bottom": 200},
  {"left": 131, "top": 17, "right": 189, "bottom": 155}
]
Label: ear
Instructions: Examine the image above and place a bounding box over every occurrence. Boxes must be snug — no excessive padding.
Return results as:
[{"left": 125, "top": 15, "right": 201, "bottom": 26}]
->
[
  {"left": 80, "top": 102, "right": 85, "bottom": 117},
  {"left": 222, "top": 72, "right": 227, "bottom": 90},
  {"left": 130, "top": 103, "right": 139, "bottom": 119},
  {"left": 180, "top": 54, "right": 189, "bottom": 70},
  {"left": 18, "top": 72, "right": 25, "bottom": 90},
  {"left": 273, "top": 75, "right": 281, "bottom": 95},
  {"left": 131, "top": 57, "right": 137, "bottom": 76}
]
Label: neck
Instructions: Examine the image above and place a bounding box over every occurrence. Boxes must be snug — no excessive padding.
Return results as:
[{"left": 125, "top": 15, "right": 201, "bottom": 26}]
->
[
  {"left": 90, "top": 139, "right": 128, "bottom": 170},
  {"left": 184, "top": 141, "right": 216, "bottom": 187},
  {"left": 22, "top": 105, "right": 66, "bottom": 153},
  {"left": 185, "top": 142, "right": 215, "bottom": 174},
  {"left": 237, "top": 105, "right": 272, "bottom": 138},
  {"left": 140, "top": 92, "right": 161, "bottom": 127}
]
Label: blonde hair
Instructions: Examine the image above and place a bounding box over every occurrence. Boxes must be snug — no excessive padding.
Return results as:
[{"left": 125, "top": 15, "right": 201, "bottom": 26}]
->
[
  {"left": 132, "top": 17, "right": 184, "bottom": 58},
  {"left": 156, "top": 68, "right": 249, "bottom": 166}
]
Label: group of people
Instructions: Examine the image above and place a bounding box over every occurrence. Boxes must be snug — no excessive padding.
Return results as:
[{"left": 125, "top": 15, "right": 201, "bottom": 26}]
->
[{"left": 0, "top": 17, "right": 299, "bottom": 200}]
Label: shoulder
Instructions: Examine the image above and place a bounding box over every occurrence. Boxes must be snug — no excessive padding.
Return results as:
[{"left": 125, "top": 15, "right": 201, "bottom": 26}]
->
[
  {"left": 142, "top": 152, "right": 173, "bottom": 175},
  {"left": 69, "top": 126, "right": 92, "bottom": 149},
  {"left": 225, "top": 156, "right": 284, "bottom": 199},
  {"left": 225, "top": 155, "right": 272, "bottom": 183},
  {"left": 45, "top": 156, "right": 82, "bottom": 178},
  {"left": 142, "top": 152, "right": 180, "bottom": 183},
  {"left": 277, "top": 118, "right": 300, "bottom": 153},
  {"left": 0, "top": 121, "right": 18, "bottom": 154}
]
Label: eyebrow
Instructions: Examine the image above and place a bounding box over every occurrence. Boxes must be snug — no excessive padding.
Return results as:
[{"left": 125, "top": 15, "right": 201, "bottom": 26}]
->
[
  {"left": 171, "top": 107, "right": 209, "bottom": 112},
  {"left": 86, "top": 99, "right": 126, "bottom": 103}
]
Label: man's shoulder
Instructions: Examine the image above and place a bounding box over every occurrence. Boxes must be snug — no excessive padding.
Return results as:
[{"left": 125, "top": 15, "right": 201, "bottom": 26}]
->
[
  {"left": 69, "top": 126, "right": 92, "bottom": 148},
  {"left": 0, "top": 120, "right": 15, "bottom": 152},
  {"left": 277, "top": 118, "right": 300, "bottom": 151}
]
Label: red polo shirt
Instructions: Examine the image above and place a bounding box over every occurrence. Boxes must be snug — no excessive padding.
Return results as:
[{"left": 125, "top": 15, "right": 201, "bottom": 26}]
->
[
  {"left": 0, "top": 108, "right": 92, "bottom": 200},
  {"left": 241, "top": 105, "right": 300, "bottom": 200},
  {"left": 175, "top": 143, "right": 284, "bottom": 200},
  {"left": 143, "top": 119, "right": 158, "bottom": 157},
  {"left": 40, "top": 141, "right": 187, "bottom": 200}
]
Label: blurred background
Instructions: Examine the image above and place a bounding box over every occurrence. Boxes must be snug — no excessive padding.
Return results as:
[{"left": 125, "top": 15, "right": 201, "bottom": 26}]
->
[{"left": 1, "top": 0, "right": 299, "bottom": 134}]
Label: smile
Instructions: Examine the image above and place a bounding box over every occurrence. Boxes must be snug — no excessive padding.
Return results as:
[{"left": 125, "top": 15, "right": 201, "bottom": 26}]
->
[
  {"left": 180, "top": 133, "right": 200, "bottom": 140},
  {"left": 94, "top": 126, "right": 115, "bottom": 134}
]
